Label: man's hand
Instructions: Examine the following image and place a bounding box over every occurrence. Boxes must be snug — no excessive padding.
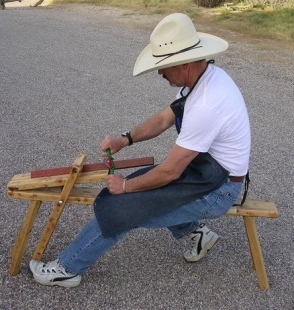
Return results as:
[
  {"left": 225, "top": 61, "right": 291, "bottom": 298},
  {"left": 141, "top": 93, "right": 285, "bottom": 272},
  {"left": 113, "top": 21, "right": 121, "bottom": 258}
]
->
[
  {"left": 106, "top": 174, "right": 126, "bottom": 195},
  {"left": 99, "top": 135, "right": 128, "bottom": 156}
]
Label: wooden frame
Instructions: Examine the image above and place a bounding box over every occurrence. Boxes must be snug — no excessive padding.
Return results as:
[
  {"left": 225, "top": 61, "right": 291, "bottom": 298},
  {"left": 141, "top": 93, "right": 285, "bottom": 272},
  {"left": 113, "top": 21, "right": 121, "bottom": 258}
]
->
[{"left": 7, "top": 154, "right": 278, "bottom": 290}]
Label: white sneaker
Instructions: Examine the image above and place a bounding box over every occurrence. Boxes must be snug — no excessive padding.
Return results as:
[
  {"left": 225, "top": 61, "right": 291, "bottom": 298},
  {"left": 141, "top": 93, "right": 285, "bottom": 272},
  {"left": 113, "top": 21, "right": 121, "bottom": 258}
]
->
[
  {"left": 29, "top": 259, "right": 81, "bottom": 287},
  {"left": 184, "top": 223, "right": 219, "bottom": 262}
]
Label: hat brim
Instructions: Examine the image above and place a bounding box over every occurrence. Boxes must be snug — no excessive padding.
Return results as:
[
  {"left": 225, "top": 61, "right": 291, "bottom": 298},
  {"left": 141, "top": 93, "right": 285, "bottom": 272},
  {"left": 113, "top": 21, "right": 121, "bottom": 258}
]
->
[{"left": 133, "top": 32, "right": 228, "bottom": 76}]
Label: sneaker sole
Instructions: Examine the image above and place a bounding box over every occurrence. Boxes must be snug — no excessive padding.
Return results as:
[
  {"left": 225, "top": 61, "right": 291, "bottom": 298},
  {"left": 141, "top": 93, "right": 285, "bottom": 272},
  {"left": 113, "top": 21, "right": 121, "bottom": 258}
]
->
[
  {"left": 34, "top": 276, "right": 81, "bottom": 288},
  {"left": 184, "top": 234, "right": 219, "bottom": 262},
  {"left": 32, "top": 274, "right": 81, "bottom": 288}
]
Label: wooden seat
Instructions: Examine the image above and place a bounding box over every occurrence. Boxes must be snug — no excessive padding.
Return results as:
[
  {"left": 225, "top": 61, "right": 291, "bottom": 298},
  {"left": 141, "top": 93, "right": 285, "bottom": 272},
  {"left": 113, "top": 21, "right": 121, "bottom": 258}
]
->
[{"left": 7, "top": 153, "right": 278, "bottom": 290}]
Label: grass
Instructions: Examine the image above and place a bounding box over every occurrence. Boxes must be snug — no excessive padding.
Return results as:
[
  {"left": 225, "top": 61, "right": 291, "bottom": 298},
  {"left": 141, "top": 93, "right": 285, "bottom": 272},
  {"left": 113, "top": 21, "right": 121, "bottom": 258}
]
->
[
  {"left": 216, "top": 7, "right": 294, "bottom": 41},
  {"left": 52, "top": 0, "right": 294, "bottom": 42}
]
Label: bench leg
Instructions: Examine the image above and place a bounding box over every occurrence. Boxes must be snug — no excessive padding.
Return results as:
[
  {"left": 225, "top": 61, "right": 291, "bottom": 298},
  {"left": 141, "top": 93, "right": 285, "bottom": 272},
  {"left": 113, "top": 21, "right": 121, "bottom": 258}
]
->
[
  {"left": 32, "top": 202, "right": 66, "bottom": 260},
  {"left": 243, "top": 216, "right": 269, "bottom": 290},
  {"left": 9, "top": 200, "right": 42, "bottom": 276}
]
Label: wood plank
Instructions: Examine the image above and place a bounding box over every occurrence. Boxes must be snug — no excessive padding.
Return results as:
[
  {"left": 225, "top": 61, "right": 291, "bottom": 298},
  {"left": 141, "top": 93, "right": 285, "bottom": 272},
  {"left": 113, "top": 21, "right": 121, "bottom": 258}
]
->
[
  {"left": 10, "top": 173, "right": 31, "bottom": 181},
  {"left": 30, "top": 157, "right": 154, "bottom": 178},
  {"left": 8, "top": 187, "right": 100, "bottom": 205},
  {"left": 8, "top": 185, "right": 278, "bottom": 220},
  {"left": 7, "top": 170, "right": 109, "bottom": 191},
  {"left": 227, "top": 200, "right": 278, "bottom": 218}
]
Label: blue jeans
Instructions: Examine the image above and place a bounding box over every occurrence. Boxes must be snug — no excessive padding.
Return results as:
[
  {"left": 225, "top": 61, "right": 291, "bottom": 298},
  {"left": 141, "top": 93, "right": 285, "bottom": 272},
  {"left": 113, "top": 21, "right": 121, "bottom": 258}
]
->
[{"left": 59, "top": 179, "right": 242, "bottom": 275}]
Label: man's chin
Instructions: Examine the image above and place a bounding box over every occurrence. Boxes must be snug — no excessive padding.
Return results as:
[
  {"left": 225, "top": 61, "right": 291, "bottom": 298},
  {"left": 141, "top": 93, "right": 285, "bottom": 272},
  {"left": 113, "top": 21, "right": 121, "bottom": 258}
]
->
[{"left": 163, "top": 76, "right": 178, "bottom": 87}]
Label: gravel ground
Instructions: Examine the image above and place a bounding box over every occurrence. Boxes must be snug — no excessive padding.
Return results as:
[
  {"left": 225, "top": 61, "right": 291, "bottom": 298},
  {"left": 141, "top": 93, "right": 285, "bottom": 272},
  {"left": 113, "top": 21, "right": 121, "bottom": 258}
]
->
[{"left": 0, "top": 3, "right": 293, "bottom": 310}]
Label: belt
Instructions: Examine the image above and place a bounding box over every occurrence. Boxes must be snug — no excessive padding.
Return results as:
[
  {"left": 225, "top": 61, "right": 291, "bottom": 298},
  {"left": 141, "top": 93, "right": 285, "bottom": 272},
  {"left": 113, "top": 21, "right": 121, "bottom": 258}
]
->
[{"left": 228, "top": 176, "right": 245, "bottom": 182}]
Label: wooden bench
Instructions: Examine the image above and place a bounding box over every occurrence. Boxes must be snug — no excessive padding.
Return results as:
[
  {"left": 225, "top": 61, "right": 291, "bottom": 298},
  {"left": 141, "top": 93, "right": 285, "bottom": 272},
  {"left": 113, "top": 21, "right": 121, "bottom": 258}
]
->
[{"left": 7, "top": 153, "right": 278, "bottom": 291}]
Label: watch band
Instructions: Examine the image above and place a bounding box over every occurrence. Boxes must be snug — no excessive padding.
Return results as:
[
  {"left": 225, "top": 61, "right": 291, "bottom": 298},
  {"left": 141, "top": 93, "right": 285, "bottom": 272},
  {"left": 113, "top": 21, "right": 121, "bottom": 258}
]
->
[{"left": 121, "top": 131, "right": 133, "bottom": 146}]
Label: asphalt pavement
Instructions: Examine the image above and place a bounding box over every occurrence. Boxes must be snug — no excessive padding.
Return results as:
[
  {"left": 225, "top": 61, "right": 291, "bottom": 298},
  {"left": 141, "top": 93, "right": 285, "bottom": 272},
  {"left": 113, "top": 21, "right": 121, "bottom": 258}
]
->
[{"left": 0, "top": 3, "right": 293, "bottom": 310}]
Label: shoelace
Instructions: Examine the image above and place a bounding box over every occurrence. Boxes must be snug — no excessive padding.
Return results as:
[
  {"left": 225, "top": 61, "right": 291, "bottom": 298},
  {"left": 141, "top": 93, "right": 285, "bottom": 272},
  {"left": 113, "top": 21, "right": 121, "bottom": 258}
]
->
[{"left": 40, "top": 260, "right": 62, "bottom": 274}]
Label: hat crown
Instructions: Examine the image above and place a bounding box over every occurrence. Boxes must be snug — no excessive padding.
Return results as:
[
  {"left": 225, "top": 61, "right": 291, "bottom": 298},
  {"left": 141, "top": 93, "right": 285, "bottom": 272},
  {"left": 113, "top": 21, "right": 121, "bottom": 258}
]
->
[
  {"left": 133, "top": 13, "right": 228, "bottom": 76},
  {"left": 150, "top": 13, "right": 199, "bottom": 56}
]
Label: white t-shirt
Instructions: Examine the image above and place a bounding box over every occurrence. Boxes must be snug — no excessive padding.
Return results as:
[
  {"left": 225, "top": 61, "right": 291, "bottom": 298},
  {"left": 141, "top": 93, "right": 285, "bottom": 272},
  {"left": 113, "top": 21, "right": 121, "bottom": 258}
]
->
[{"left": 175, "top": 64, "right": 251, "bottom": 176}]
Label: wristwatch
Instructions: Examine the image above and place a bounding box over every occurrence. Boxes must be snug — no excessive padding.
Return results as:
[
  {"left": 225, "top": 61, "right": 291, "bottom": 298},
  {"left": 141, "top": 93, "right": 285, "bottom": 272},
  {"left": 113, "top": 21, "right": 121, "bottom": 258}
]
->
[{"left": 121, "top": 131, "right": 133, "bottom": 146}]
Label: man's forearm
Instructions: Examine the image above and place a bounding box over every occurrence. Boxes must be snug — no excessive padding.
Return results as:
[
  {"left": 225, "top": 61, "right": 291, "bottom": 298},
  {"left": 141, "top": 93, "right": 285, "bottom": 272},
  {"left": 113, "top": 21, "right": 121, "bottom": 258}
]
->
[
  {"left": 130, "top": 106, "right": 174, "bottom": 143},
  {"left": 124, "top": 163, "right": 177, "bottom": 192},
  {"left": 123, "top": 144, "right": 198, "bottom": 193}
]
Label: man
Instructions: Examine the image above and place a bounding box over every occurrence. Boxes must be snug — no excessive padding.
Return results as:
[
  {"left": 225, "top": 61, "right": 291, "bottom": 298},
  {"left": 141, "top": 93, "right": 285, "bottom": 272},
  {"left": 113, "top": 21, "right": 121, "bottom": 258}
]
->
[{"left": 29, "top": 13, "right": 251, "bottom": 287}]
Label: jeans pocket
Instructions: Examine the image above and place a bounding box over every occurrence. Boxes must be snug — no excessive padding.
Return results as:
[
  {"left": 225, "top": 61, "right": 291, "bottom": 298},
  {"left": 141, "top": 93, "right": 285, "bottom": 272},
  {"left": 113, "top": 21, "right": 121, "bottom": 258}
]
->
[{"left": 200, "top": 184, "right": 240, "bottom": 219}]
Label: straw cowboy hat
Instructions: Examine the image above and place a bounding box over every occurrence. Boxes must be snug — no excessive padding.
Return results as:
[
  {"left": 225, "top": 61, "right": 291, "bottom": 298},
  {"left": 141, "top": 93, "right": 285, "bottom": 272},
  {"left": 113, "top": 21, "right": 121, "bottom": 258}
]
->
[{"left": 133, "top": 13, "right": 228, "bottom": 76}]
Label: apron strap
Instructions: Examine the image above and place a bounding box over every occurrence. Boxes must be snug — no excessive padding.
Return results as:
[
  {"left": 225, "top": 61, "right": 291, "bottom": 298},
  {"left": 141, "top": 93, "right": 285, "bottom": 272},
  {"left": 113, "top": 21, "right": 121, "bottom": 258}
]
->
[{"left": 234, "top": 171, "right": 250, "bottom": 206}]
